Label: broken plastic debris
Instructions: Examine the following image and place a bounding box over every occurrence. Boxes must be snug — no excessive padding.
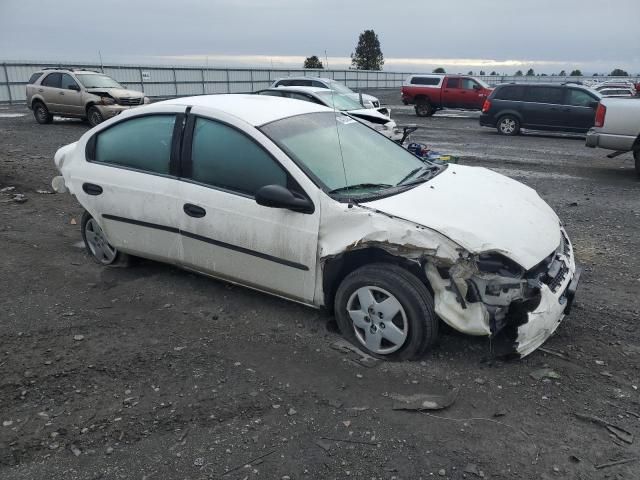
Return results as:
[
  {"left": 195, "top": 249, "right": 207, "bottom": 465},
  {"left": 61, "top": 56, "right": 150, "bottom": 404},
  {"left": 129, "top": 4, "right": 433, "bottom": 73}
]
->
[
  {"left": 529, "top": 368, "right": 561, "bottom": 380},
  {"left": 391, "top": 388, "right": 458, "bottom": 411}
]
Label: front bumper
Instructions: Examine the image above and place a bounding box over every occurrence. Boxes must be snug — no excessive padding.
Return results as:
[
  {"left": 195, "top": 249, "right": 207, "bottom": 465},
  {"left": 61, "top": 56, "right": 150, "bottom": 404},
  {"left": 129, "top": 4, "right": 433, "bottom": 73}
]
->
[{"left": 94, "top": 104, "right": 134, "bottom": 119}]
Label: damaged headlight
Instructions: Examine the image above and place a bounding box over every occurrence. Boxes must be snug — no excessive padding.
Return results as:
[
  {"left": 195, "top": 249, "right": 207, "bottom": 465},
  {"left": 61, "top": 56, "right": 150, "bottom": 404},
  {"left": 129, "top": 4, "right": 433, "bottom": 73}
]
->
[
  {"left": 100, "top": 96, "right": 116, "bottom": 105},
  {"left": 477, "top": 253, "right": 524, "bottom": 278}
]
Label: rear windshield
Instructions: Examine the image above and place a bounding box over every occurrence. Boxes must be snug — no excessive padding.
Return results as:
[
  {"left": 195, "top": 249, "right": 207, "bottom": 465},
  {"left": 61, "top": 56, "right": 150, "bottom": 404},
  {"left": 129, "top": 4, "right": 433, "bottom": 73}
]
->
[
  {"left": 28, "top": 72, "right": 42, "bottom": 84},
  {"left": 410, "top": 77, "right": 440, "bottom": 86}
]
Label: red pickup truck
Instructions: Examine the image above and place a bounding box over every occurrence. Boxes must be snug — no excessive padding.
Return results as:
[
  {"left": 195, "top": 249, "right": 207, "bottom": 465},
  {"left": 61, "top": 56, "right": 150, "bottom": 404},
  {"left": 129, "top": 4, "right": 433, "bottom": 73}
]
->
[{"left": 401, "top": 75, "right": 493, "bottom": 117}]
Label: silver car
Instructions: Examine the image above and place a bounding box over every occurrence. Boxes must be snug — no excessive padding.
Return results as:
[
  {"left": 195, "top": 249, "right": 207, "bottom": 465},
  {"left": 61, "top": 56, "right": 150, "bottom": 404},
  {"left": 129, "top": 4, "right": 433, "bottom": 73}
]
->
[{"left": 26, "top": 68, "right": 149, "bottom": 126}]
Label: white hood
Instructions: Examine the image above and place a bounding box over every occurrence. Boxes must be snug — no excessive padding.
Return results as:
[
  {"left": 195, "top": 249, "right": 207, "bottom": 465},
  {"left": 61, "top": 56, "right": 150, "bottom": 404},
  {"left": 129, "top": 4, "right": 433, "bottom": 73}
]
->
[{"left": 363, "top": 164, "right": 561, "bottom": 270}]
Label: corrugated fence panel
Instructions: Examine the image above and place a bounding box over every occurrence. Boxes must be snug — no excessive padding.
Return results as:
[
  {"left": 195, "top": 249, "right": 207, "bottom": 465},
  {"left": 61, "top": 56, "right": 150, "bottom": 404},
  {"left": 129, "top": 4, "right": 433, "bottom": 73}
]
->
[
  {"left": 10, "top": 84, "right": 26, "bottom": 101},
  {"left": 205, "top": 82, "right": 229, "bottom": 94},
  {"left": 143, "top": 68, "right": 174, "bottom": 83},
  {"left": 229, "top": 82, "right": 251, "bottom": 93},
  {"left": 175, "top": 69, "right": 202, "bottom": 82},
  {"left": 143, "top": 83, "right": 176, "bottom": 97},
  {"left": 228, "top": 70, "right": 252, "bottom": 82},
  {"left": 252, "top": 70, "right": 270, "bottom": 81},
  {"left": 103, "top": 67, "right": 141, "bottom": 83},
  {"left": 204, "top": 70, "right": 228, "bottom": 82},
  {"left": 253, "top": 81, "right": 271, "bottom": 90},
  {"left": 176, "top": 83, "right": 204, "bottom": 96},
  {"left": 7, "top": 65, "right": 36, "bottom": 82}
]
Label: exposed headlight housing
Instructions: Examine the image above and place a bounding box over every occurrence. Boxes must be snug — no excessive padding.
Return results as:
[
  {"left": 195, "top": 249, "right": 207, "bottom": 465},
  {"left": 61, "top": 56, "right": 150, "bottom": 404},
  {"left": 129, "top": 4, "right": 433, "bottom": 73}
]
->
[
  {"left": 100, "top": 96, "right": 116, "bottom": 105},
  {"left": 476, "top": 253, "right": 524, "bottom": 278},
  {"left": 143, "top": 96, "right": 151, "bottom": 104}
]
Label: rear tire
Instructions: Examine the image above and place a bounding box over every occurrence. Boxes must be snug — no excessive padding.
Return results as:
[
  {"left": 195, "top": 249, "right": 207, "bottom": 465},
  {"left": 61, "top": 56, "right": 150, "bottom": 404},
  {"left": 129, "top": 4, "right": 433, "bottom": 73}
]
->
[
  {"left": 497, "top": 115, "right": 520, "bottom": 136},
  {"left": 81, "top": 211, "right": 129, "bottom": 266},
  {"left": 334, "top": 263, "right": 438, "bottom": 361},
  {"left": 634, "top": 149, "right": 640, "bottom": 178},
  {"left": 33, "top": 102, "right": 53, "bottom": 124},
  {"left": 87, "top": 106, "right": 104, "bottom": 127},
  {"left": 415, "top": 102, "right": 434, "bottom": 117}
]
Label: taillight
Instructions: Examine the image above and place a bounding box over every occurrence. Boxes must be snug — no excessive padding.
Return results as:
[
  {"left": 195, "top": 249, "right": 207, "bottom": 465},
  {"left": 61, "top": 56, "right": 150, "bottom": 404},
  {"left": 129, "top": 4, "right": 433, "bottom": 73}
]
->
[
  {"left": 481, "top": 99, "right": 491, "bottom": 113},
  {"left": 594, "top": 103, "right": 606, "bottom": 127}
]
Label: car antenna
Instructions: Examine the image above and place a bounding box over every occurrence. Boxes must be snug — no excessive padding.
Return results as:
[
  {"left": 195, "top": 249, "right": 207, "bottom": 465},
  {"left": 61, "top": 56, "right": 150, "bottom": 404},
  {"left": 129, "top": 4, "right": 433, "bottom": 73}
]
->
[{"left": 326, "top": 50, "right": 349, "bottom": 197}]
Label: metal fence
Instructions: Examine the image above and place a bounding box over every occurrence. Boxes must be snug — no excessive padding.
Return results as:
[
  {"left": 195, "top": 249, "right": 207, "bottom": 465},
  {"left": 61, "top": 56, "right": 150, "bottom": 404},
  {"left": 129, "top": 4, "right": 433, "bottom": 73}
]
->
[
  {"left": 1, "top": 61, "right": 638, "bottom": 104},
  {"left": 0, "top": 61, "right": 412, "bottom": 104}
]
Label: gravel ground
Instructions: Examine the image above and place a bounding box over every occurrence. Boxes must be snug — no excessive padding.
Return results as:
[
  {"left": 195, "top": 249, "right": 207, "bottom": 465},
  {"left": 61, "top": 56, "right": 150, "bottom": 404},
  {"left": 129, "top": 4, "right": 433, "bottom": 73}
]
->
[{"left": 1, "top": 95, "right": 639, "bottom": 480}]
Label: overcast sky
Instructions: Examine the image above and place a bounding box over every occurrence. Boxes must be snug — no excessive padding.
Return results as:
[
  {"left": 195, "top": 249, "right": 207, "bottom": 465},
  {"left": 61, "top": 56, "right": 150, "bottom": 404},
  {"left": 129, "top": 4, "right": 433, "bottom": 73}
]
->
[{"left": 1, "top": 0, "right": 638, "bottom": 74}]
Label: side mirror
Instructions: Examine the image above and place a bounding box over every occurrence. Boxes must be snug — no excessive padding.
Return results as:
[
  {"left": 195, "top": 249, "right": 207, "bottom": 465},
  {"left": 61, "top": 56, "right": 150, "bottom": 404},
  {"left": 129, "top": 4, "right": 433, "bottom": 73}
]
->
[
  {"left": 255, "top": 185, "right": 314, "bottom": 214},
  {"left": 473, "top": 84, "right": 481, "bottom": 90},
  {"left": 68, "top": 84, "right": 80, "bottom": 91}
]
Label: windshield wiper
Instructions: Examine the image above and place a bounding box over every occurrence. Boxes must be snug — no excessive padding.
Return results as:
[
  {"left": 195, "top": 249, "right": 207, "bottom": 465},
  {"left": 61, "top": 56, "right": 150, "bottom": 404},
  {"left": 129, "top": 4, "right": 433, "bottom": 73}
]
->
[
  {"left": 328, "top": 183, "right": 393, "bottom": 195},
  {"left": 397, "top": 165, "right": 441, "bottom": 186}
]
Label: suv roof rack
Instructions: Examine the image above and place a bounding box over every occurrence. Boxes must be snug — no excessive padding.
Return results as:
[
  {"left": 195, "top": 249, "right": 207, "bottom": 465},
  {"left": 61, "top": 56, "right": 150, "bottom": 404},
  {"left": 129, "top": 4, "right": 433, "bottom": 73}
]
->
[{"left": 40, "top": 67, "right": 99, "bottom": 73}]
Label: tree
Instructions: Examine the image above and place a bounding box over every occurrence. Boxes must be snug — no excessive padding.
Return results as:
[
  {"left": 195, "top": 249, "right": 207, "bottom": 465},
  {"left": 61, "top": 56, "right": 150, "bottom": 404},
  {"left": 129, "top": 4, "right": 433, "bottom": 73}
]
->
[
  {"left": 514, "top": 70, "right": 523, "bottom": 76},
  {"left": 467, "top": 71, "right": 474, "bottom": 75},
  {"left": 526, "top": 68, "right": 535, "bottom": 76},
  {"left": 559, "top": 70, "right": 566, "bottom": 76},
  {"left": 433, "top": 67, "right": 446, "bottom": 73},
  {"left": 610, "top": 68, "right": 628, "bottom": 76},
  {"left": 479, "top": 70, "right": 485, "bottom": 75},
  {"left": 303, "top": 56, "right": 323, "bottom": 69},
  {"left": 570, "top": 69, "right": 582, "bottom": 76},
  {"left": 350, "top": 30, "right": 384, "bottom": 70},
  {"left": 592, "top": 73, "right": 599, "bottom": 76},
  {"left": 489, "top": 71, "right": 497, "bottom": 76}
]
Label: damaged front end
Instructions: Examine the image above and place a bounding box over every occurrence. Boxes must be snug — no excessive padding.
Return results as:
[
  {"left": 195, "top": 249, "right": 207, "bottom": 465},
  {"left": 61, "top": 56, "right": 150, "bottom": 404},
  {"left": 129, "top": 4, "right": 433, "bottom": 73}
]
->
[{"left": 425, "top": 228, "right": 580, "bottom": 358}]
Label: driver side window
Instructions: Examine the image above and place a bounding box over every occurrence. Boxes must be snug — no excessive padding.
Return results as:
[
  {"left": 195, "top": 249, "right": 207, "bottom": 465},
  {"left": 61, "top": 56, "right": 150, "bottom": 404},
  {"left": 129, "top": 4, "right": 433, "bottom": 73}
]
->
[
  {"left": 190, "top": 118, "right": 287, "bottom": 196},
  {"left": 461, "top": 78, "right": 478, "bottom": 90}
]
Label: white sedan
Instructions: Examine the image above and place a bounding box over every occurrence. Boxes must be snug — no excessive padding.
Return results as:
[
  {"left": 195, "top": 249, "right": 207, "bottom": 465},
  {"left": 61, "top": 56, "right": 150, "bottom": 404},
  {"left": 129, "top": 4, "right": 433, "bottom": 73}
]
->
[{"left": 53, "top": 94, "right": 580, "bottom": 360}]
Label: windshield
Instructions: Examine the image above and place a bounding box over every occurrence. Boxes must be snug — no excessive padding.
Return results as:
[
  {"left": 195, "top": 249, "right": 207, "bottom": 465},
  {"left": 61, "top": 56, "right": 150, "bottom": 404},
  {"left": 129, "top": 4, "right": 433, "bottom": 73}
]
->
[
  {"left": 315, "top": 91, "right": 363, "bottom": 111},
  {"left": 75, "top": 74, "right": 123, "bottom": 89},
  {"left": 327, "top": 80, "right": 355, "bottom": 94},
  {"left": 261, "top": 112, "right": 432, "bottom": 197},
  {"left": 475, "top": 77, "right": 491, "bottom": 89}
]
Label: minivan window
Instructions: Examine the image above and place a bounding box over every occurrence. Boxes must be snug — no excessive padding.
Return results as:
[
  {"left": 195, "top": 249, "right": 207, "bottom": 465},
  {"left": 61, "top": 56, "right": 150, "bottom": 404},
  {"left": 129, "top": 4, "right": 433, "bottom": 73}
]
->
[
  {"left": 94, "top": 115, "right": 175, "bottom": 175},
  {"left": 445, "top": 78, "right": 461, "bottom": 89},
  {"left": 566, "top": 89, "right": 596, "bottom": 107},
  {"left": 410, "top": 77, "right": 440, "bottom": 86},
  {"left": 190, "top": 118, "right": 287, "bottom": 196},
  {"left": 494, "top": 85, "right": 525, "bottom": 101},
  {"left": 41, "top": 73, "right": 62, "bottom": 88},
  {"left": 524, "top": 87, "right": 564, "bottom": 104}
]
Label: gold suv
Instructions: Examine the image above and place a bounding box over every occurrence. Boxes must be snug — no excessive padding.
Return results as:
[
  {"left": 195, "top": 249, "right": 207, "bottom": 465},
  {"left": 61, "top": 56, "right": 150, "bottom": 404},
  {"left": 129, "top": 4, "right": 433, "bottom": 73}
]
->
[{"left": 26, "top": 68, "right": 149, "bottom": 126}]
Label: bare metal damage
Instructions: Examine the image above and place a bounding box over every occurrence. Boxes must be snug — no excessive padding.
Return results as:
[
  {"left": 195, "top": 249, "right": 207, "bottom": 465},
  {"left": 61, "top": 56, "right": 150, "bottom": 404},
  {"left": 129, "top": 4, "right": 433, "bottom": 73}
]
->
[{"left": 317, "top": 201, "right": 577, "bottom": 357}]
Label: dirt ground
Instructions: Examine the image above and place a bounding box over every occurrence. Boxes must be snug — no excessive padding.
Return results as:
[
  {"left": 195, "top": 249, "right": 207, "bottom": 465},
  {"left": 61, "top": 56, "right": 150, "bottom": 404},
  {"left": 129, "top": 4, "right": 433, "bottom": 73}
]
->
[{"left": 1, "top": 92, "right": 639, "bottom": 480}]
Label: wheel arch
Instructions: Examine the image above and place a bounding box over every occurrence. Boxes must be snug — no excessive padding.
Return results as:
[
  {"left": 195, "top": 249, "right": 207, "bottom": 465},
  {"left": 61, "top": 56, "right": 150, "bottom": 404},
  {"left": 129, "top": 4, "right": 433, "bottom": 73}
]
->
[
  {"left": 30, "top": 95, "right": 46, "bottom": 109},
  {"left": 414, "top": 94, "right": 432, "bottom": 105},
  {"left": 322, "top": 247, "right": 433, "bottom": 312},
  {"left": 496, "top": 110, "right": 524, "bottom": 123}
]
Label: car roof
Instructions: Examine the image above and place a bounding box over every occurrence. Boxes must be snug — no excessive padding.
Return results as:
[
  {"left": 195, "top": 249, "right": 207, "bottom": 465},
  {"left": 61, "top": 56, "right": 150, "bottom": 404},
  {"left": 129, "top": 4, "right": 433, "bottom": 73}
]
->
[
  {"left": 275, "top": 76, "right": 332, "bottom": 82},
  {"left": 159, "top": 94, "right": 332, "bottom": 126},
  {"left": 270, "top": 86, "right": 327, "bottom": 94}
]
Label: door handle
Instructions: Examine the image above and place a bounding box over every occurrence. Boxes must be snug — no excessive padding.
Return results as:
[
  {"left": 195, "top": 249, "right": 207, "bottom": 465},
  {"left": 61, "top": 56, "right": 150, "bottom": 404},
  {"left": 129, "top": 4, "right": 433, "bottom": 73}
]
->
[
  {"left": 183, "top": 203, "right": 206, "bottom": 218},
  {"left": 82, "top": 183, "right": 103, "bottom": 195}
]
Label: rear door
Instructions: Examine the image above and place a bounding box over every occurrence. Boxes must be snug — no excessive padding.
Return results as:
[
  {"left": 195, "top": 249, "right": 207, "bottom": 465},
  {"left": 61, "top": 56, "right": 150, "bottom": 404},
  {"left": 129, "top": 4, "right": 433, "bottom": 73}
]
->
[
  {"left": 521, "top": 86, "right": 565, "bottom": 128},
  {"left": 442, "top": 77, "right": 463, "bottom": 108},
  {"left": 177, "top": 108, "right": 321, "bottom": 303},
  {"left": 562, "top": 88, "right": 598, "bottom": 131},
  {"left": 39, "top": 73, "right": 63, "bottom": 113},
  {"left": 76, "top": 107, "right": 187, "bottom": 263}
]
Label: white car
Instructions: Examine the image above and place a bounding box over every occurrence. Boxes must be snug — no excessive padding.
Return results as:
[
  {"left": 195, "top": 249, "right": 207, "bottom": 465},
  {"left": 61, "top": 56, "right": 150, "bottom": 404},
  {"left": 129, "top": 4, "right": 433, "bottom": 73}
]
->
[
  {"left": 271, "top": 77, "right": 382, "bottom": 112},
  {"left": 52, "top": 95, "right": 581, "bottom": 360},
  {"left": 256, "top": 86, "right": 401, "bottom": 142}
]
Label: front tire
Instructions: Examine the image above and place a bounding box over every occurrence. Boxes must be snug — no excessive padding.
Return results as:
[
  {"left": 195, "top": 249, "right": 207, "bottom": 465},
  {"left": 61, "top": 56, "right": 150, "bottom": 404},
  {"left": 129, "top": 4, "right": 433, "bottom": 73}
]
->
[
  {"left": 497, "top": 115, "right": 520, "bottom": 135},
  {"left": 81, "top": 211, "right": 128, "bottom": 266},
  {"left": 87, "top": 106, "right": 104, "bottom": 127},
  {"left": 334, "top": 263, "right": 438, "bottom": 361},
  {"left": 33, "top": 102, "right": 53, "bottom": 124},
  {"left": 415, "top": 102, "right": 434, "bottom": 117}
]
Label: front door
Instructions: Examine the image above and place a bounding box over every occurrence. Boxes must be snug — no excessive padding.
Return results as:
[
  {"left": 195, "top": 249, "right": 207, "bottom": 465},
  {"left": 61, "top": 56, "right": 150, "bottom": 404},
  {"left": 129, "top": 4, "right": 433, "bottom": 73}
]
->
[
  {"left": 459, "top": 78, "right": 486, "bottom": 109},
  {"left": 442, "top": 77, "right": 464, "bottom": 108},
  {"left": 71, "top": 109, "right": 186, "bottom": 263},
  {"left": 562, "top": 88, "right": 598, "bottom": 131},
  {"left": 178, "top": 109, "right": 320, "bottom": 303}
]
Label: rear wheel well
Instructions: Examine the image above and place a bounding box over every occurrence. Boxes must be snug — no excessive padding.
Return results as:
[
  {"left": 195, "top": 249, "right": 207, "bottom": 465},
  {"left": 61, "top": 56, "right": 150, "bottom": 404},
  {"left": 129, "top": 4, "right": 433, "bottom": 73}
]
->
[
  {"left": 414, "top": 95, "right": 431, "bottom": 105},
  {"left": 322, "top": 247, "right": 432, "bottom": 312}
]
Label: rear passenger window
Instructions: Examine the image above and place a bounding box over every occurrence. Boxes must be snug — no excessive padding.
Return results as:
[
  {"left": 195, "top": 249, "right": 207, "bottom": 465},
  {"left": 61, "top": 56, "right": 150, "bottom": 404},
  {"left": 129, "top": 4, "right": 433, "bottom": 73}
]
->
[
  {"left": 566, "top": 89, "right": 595, "bottom": 107},
  {"left": 494, "top": 86, "right": 525, "bottom": 100},
  {"left": 410, "top": 77, "right": 440, "bottom": 86},
  {"left": 445, "top": 78, "right": 461, "bottom": 89},
  {"left": 94, "top": 115, "right": 175, "bottom": 175},
  {"left": 28, "top": 73, "right": 42, "bottom": 84},
  {"left": 190, "top": 118, "right": 287, "bottom": 196},
  {"left": 41, "top": 73, "right": 62, "bottom": 88},
  {"left": 524, "top": 87, "right": 564, "bottom": 104}
]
